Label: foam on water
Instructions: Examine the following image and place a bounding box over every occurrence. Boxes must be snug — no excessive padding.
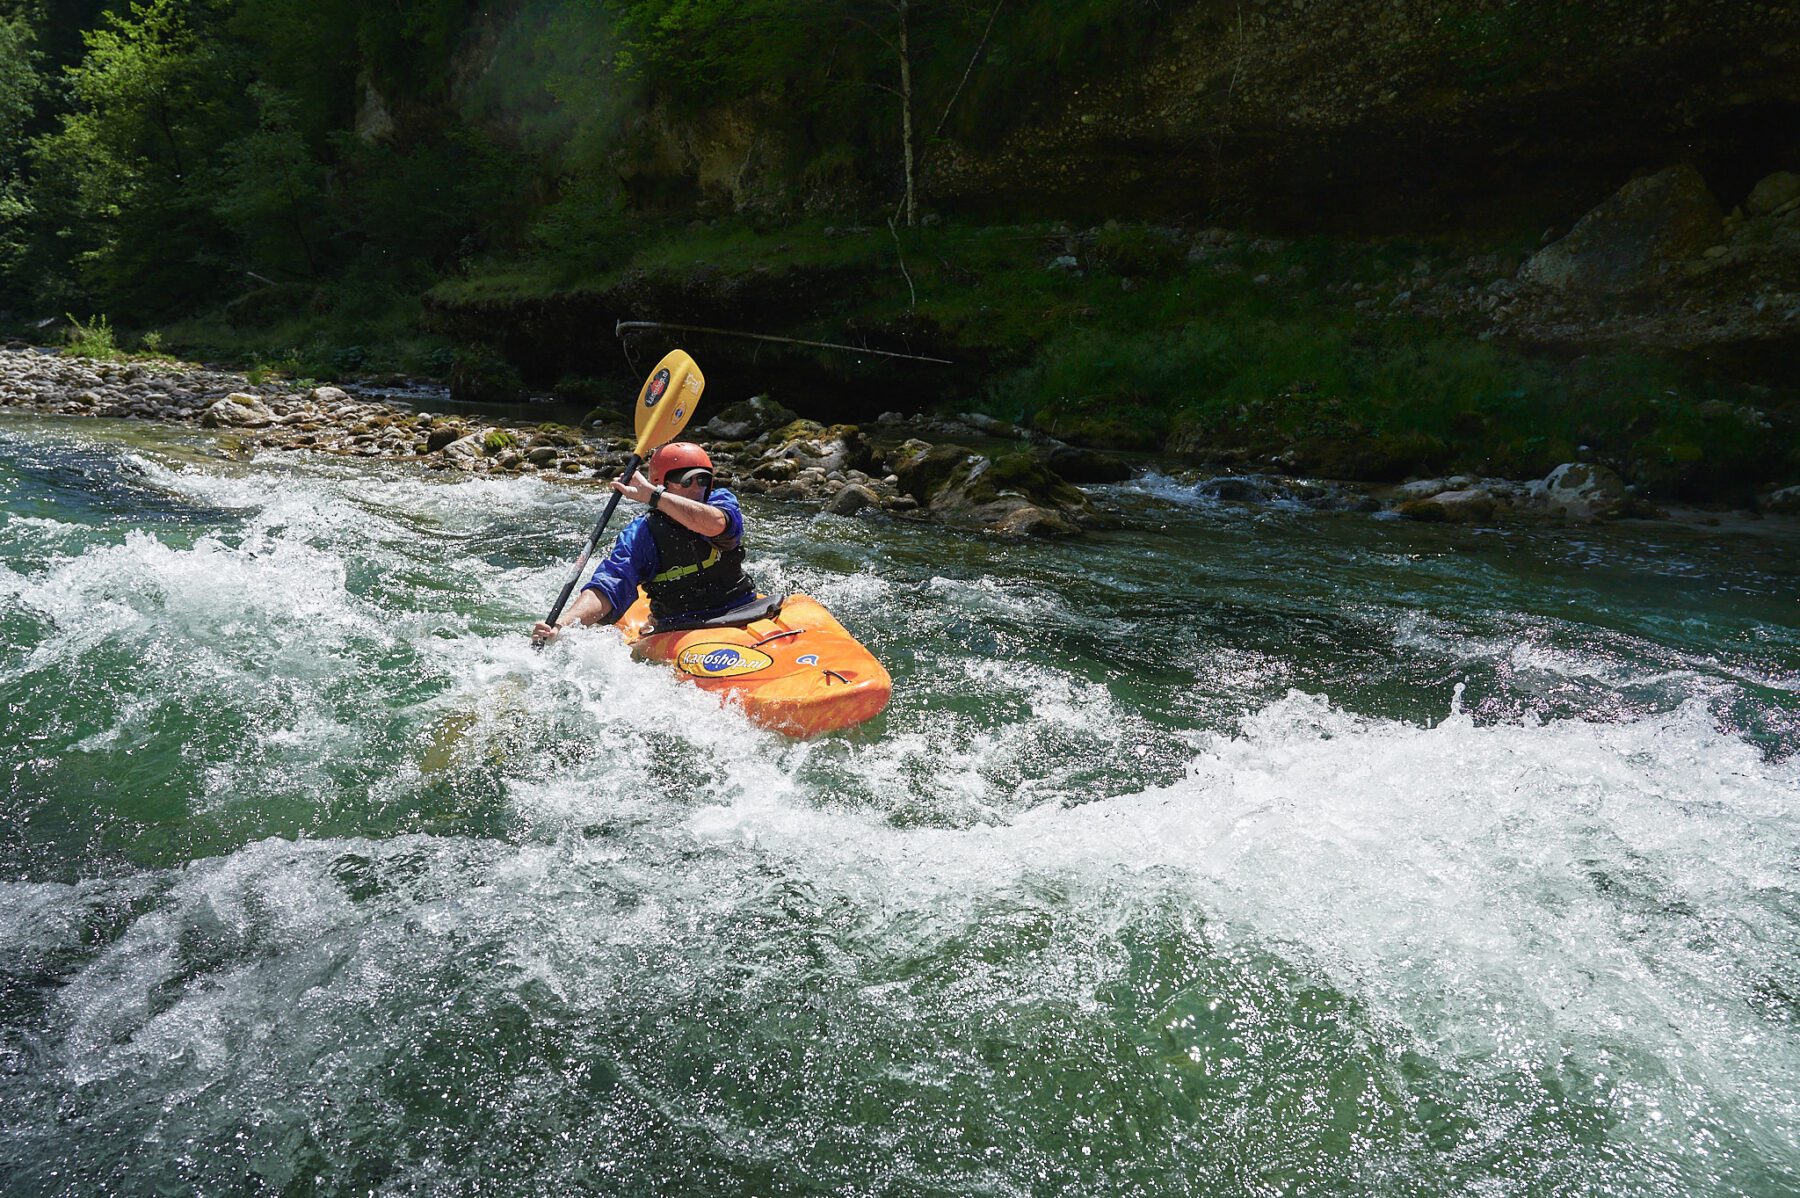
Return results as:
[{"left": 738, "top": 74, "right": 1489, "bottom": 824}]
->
[
  {"left": 7, "top": 694, "right": 1796, "bottom": 1193},
  {"left": 658, "top": 691, "right": 1800, "bottom": 1185},
  {"left": 4, "top": 417, "right": 1798, "bottom": 1194}
]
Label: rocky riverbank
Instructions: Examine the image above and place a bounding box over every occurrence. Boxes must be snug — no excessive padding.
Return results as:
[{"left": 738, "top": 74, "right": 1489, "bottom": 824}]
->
[{"left": 4, "top": 347, "right": 1794, "bottom": 534}]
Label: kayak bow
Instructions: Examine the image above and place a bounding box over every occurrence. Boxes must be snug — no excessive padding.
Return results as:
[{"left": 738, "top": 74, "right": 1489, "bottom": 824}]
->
[{"left": 617, "top": 592, "right": 891, "bottom": 737}]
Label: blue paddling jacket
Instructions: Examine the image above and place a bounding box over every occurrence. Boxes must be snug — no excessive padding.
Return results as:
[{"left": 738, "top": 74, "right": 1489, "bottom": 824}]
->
[{"left": 582, "top": 487, "right": 757, "bottom": 624}]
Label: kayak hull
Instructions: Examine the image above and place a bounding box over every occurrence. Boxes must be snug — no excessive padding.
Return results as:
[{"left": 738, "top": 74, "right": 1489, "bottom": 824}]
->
[{"left": 617, "top": 592, "right": 891, "bottom": 737}]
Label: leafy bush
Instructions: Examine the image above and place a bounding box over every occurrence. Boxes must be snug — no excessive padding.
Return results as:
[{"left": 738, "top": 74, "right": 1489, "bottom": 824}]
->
[{"left": 62, "top": 313, "right": 118, "bottom": 359}]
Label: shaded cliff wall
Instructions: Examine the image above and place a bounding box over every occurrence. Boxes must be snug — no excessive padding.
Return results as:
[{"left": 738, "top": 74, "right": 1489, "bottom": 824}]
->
[{"left": 572, "top": 2, "right": 1800, "bottom": 235}]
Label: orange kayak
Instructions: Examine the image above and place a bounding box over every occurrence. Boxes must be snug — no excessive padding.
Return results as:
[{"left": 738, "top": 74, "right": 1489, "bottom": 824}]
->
[{"left": 616, "top": 593, "right": 891, "bottom": 737}]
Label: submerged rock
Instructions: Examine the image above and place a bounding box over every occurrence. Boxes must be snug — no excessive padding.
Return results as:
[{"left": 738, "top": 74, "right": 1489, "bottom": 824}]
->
[{"left": 1397, "top": 488, "right": 1497, "bottom": 523}]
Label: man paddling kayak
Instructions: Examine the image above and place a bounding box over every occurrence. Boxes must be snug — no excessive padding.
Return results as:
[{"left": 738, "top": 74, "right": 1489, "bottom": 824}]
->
[{"left": 531, "top": 442, "right": 762, "bottom": 640}]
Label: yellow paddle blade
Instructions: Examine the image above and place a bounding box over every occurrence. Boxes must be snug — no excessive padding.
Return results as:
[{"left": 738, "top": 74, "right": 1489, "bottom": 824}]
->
[{"left": 633, "top": 349, "right": 704, "bottom": 458}]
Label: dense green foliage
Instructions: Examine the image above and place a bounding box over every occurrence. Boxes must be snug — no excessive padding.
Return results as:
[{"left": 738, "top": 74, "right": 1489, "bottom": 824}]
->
[
  {"left": 3, "top": 0, "right": 530, "bottom": 324},
  {"left": 0, "top": 5, "right": 44, "bottom": 281},
  {"left": 0, "top": 0, "right": 1098, "bottom": 323},
  {"left": 0, "top": 0, "right": 1792, "bottom": 499}
]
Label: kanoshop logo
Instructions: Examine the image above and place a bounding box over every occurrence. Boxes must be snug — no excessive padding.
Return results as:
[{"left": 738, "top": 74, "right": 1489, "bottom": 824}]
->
[{"left": 676, "top": 643, "right": 774, "bottom": 679}]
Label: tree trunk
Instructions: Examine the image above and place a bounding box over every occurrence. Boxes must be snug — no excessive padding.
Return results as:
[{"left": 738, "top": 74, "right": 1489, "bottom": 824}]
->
[{"left": 896, "top": 0, "right": 916, "bottom": 229}]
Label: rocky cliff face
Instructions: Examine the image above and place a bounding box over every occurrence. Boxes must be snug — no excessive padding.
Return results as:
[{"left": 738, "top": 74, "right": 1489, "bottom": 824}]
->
[
  {"left": 1495, "top": 165, "right": 1800, "bottom": 359},
  {"left": 924, "top": 1, "right": 1799, "bottom": 232},
  {"left": 474, "top": 3, "right": 1796, "bottom": 234}
]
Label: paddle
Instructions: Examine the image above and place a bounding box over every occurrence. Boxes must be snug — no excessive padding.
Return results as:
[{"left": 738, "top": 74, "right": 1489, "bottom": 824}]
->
[{"left": 534, "top": 349, "right": 704, "bottom": 648}]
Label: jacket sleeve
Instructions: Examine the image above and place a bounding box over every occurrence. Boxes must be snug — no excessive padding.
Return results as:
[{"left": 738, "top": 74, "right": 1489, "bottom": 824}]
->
[
  {"left": 706, "top": 488, "right": 745, "bottom": 549},
  {"left": 581, "top": 517, "right": 655, "bottom": 623}
]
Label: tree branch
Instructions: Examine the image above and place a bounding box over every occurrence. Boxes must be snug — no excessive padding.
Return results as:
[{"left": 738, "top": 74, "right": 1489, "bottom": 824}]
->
[
  {"left": 888, "top": 216, "right": 916, "bottom": 309},
  {"left": 931, "top": 0, "right": 1003, "bottom": 141}
]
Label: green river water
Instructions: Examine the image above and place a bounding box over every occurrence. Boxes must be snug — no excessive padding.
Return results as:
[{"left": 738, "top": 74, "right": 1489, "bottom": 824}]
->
[{"left": 2, "top": 413, "right": 1797, "bottom": 1196}]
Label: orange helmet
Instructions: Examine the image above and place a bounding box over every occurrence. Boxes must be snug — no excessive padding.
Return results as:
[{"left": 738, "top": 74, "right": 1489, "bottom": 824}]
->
[{"left": 648, "top": 442, "right": 713, "bottom": 487}]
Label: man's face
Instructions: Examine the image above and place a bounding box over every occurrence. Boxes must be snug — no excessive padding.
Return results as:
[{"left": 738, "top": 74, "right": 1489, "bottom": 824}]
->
[{"left": 665, "top": 468, "right": 711, "bottom": 498}]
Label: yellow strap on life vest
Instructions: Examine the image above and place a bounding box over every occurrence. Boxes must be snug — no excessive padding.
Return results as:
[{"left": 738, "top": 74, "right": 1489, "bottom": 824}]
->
[{"left": 652, "top": 546, "right": 720, "bottom": 584}]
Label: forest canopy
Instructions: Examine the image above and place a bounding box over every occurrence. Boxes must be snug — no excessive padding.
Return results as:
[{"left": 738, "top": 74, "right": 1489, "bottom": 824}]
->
[{"left": 0, "top": 0, "right": 1134, "bottom": 325}]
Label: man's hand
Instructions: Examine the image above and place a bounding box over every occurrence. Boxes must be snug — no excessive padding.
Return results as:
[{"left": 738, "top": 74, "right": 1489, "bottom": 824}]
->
[
  {"left": 611, "top": 470, "right": 655, "bottom": 504},
  {"left": 529, "top": 589, "right": 610, "bottom": 642}
]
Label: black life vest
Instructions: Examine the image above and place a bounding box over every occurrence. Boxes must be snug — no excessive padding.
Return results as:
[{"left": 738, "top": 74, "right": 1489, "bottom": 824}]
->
[{"left": 644, "top": 510, "right": 756, "bottom": 623}]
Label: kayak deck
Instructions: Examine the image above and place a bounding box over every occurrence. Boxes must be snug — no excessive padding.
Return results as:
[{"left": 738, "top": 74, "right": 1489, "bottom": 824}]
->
[{"left": 617, "top": 592, "right": 891, "bottom": 737}]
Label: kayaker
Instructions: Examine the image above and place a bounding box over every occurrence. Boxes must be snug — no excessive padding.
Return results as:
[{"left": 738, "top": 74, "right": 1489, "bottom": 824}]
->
[{"left": 530, "top": 442, "right": 761, "bottom": 640}]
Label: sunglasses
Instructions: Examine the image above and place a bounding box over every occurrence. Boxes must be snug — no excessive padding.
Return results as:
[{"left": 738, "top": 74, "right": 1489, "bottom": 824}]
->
[{"left": 666, "top": 469, "right": 712, "bottom": 488}]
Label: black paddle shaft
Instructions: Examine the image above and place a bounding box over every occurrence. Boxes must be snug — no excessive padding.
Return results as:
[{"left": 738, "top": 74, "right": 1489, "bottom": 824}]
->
[{"left": 534, "top": 452, "right": 641, "bottom": 648}]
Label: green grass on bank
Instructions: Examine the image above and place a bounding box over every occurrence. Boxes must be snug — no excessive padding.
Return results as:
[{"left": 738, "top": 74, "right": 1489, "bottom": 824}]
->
[
  {"left": 18, "top": 215, "right": 1796, "bottom": 501},
  {"left": 155, "top": 289, "right": 455, "bottom": 384}
]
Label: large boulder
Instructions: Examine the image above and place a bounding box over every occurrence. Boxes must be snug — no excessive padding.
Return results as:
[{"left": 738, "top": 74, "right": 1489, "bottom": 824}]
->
[
  {"left": 200, "top": 393, "right": 277, "bottom": 428},
  {"left": 702, "top": 394, "right": 798, "bottom": 441},
  {"left": 1518, "top": 165, "right": 1723, "bottom": 297},
  {"left": 887, "top": 438, "right": 975, "bottom": 500},
  {"left": 1746, "top": 171, "right": 1800, "bottom": 218},
  {"left": 759, "top": 419, "right": 871, "bottom": 475},
  {"left": 888, "top": 439, "right": 1092, "bottom": 536},
  {"left": 1530, "top": 462, "right": 1630, "bottom": 520},
  {"left": 1760, "top": 484, "right": 1800, "bottom": 515}
]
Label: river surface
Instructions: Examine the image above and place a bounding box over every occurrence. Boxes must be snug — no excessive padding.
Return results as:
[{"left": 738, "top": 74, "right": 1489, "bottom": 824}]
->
[{"left": 3, "top": 414, "right": 1798, "bottom": 1196}]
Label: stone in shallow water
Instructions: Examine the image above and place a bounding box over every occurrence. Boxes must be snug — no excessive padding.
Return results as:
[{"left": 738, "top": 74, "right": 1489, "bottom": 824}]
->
[
  {"left": 1397, "top": 488, "right": 1497, "bottom": 523},
  {"left": 826, "top": 482, "right": 880, "bottom": 516},
  {"left": 200, "top": 393, "right": 277, "bottom": 428}
]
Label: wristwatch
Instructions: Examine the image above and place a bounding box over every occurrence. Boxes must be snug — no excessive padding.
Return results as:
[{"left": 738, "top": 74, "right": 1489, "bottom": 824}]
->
[{"left": 648, "top": 485, "right": 666, "bottom": 510}]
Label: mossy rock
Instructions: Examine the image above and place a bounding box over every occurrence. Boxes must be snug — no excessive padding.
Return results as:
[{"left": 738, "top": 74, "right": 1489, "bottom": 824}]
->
[
  {"left": 482, "top": 429, "right": 518, "bottom": 453},
  {"left": 1048, "top": 410, "right": 1168, "bottom": 452},
  {"left": 971, "top": 451, "right": 1089, "bottom": 510},
  {"left": 890, "top": 440, "right": 1090, "bottom": 533},
  {"left": 765, "top": 418, "right": 829, "bottom": 449},
  {"left": 425, "top": 424, "right": 466, "bottom": 453},
  {"left": 580, "top": 407, "right": 632, "bottom": 433},
  {"left": 887, "top": 439, "right": 977, "bottom": 501},
  {"left": 704, "top": 395, "right": 798, "bottom": 441},
  {"left": 534, "top": 422, "right": 585, "bottom": 447}
]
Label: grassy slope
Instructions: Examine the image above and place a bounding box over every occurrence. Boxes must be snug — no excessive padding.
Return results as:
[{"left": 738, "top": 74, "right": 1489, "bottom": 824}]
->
[
  {"left": 429, "top": 219, "right": 1796, "bottom": 501},
  {"left": 38, "top": 217, "right": 1795, "bottom": 502}
]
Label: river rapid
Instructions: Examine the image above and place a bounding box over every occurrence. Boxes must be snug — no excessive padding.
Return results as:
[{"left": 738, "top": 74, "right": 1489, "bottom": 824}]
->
[{"left": 2, "top": 413, "right": 1797, "bottom": 1196}]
